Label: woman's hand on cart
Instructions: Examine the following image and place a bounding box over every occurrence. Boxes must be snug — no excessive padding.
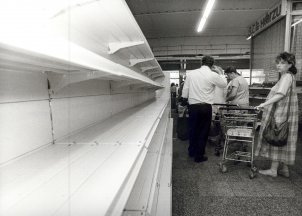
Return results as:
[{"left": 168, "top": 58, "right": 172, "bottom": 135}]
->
[{"left": 255, "top": 103, "right": 265, "bottom": 111}]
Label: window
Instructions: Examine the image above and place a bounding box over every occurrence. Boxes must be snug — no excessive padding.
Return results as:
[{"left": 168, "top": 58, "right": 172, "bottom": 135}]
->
[
  {"left": 169, "top": 70, "right": 180, "bottom": 85},
  {"left": 238, "top": 69, "right": 265, "bottom": 85}
]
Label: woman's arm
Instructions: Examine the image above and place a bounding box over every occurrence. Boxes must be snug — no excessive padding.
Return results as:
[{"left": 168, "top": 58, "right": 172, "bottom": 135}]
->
[{"left": 256, "top": 93, "right": 285, "bottom": 109}]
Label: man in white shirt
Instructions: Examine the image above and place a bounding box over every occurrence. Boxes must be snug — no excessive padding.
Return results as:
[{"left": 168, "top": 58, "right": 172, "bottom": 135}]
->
[{"left": 182, "top": 56, "right": 227, "bottom": 163}]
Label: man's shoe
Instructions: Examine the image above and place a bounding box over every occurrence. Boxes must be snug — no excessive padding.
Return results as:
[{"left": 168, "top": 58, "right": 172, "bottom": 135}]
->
[
  {"left": 194, "top": 156, "right": 208, "bottom": 163},
  {"left": 188, "top": 152, "right": 194, "bottom": 158}
]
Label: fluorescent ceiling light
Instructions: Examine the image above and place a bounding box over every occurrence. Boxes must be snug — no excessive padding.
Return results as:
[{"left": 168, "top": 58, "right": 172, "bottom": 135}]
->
[
  {"left": 292, "top": 18, "right": 302, "bottom": 27},
  {"left": 197, "top": 0, "right": 216, "bottom": 32}
]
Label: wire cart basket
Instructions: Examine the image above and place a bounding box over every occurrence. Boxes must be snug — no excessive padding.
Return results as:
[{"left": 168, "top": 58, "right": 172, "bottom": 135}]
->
[{"left": 217, "top": 106, "right": 258, "bottom": 179}]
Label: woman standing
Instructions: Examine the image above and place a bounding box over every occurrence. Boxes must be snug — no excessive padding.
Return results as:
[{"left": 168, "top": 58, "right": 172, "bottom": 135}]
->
[{"left": 255, "top": 52, "right": 299, "bottom": 178}]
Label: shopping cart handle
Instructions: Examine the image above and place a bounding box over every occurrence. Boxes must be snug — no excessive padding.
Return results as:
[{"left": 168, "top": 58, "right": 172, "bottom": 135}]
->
[
  {"left": 219, "top": 106, "right": 257, "bottom": 111},
  {"left": 213, "top": 103, "right": 239, "bottom": 107}
]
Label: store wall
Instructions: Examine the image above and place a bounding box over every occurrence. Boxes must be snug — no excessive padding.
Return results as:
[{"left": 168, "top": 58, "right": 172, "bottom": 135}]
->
[
  {"left": 291, "top": 22, "right": 302, "bottom": 124},
  {"left": 252, "top": 18, "right": 286, "bottom": 83},
  {"left": 0, "top": 70, "right": 155, "bottom": 164},
  {"left": 291, "top": 23, "right": 302, "bottom": 80},
  {"left": 291, "top": 2, "right": 302, "bottom": 81}
]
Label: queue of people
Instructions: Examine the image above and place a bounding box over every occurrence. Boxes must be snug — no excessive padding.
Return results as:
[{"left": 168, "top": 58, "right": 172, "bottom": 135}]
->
[{"left": 175, "top": 52, "right": 298, "bottom": 178}]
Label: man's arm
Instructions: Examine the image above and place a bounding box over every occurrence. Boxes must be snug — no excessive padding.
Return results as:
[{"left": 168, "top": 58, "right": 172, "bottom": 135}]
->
[
  {"left": 180, "top": 77, "right": 189, "bottom": 106},
  {"left": 213, "top": 74, "right": 227, "bottom": 88},
  {"left": 181, "top": 77, "right": 189, "bottom": 99},
  {"left": 226, "top": 86, "right": 238, "bottom": 102}
]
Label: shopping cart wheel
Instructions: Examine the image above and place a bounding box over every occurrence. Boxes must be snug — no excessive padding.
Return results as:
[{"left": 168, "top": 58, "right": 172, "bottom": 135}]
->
[
  {"left": 249, "top": 167, "right": 257, "bottom": 179},
  {"left": 219, "top": 162, "right": 227, "bottom": 173},
  {"left": 249, "top": 171, "right": 255, "bottom": 179}
]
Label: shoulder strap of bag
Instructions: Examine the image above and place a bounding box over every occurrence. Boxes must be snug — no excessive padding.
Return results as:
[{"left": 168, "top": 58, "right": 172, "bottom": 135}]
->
[{"left": 286, "top": 74, "right": 293, "bottom": 121}]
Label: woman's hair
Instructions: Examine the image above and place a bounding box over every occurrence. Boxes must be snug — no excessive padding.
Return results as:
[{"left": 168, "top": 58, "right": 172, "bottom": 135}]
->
[
  {"left": 201, "top": 55, "right": 214, "bottom": 68},
  {"left": 224, "top": 66, "right": 239, "bottom": 75},
  {"left": 276, "top": 52, "right": 297, "bottom": 74}
]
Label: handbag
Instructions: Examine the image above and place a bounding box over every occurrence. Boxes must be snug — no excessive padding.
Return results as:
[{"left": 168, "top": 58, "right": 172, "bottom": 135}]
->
[
  {"left": 177, "top": 106, "right": 189, "bottom": 140},
  {"left": 263, "top": 75, "right": 293, "bottom": 147},
  {"left": 263, "top": 111, "right": 289, "bottom": 146}
]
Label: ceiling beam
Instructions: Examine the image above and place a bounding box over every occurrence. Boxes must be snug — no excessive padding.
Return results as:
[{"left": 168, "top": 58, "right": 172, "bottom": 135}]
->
[
  {"left": 147, "top": 34, "right": 247, "bottom": 40},
  {"left": 133, "top": 8, "right": 269, "bottom": 16},
  {"left": 152, "top": 43, "right": 248, "bottom": 48},
  {"left": 156, "top": 55, "right": 250, "bottom": 61}
]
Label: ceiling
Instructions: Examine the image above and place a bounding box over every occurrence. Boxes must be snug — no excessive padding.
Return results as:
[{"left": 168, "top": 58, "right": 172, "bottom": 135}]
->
[{"left": 125, "top": 0, "right": 281, "bottom": 70}]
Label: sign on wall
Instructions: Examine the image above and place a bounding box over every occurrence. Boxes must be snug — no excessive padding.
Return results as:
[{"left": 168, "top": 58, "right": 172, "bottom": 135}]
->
[{"left": 248, "top": 0, "right": 287, "bottom": 37}]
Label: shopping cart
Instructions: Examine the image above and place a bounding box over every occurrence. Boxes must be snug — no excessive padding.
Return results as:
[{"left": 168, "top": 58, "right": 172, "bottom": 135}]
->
[
  {"left": 217, "top": 106, "right": 258, "bottom": 179},
  {"left": 211, "top": 103, "right": 239, "bottom": 156}
]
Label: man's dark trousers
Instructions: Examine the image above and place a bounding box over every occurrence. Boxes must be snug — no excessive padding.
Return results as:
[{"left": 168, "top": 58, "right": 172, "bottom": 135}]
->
[{"left": 188, "top": 103, "right": 212, "bottom": 160}]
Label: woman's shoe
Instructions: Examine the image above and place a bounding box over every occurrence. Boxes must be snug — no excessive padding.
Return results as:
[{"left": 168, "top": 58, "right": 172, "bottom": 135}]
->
[
  {"left": 278, "top": 169, "right": 290, "bottom": 177},
  {"left": 259, "top": 169, "right": 277, "bottom": 177}
]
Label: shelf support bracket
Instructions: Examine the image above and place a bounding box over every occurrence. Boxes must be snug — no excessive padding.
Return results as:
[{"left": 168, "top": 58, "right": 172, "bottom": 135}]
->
[
  {"left": 141, "top": 66, "right": 158, "bottom": 73},
  {"left": 129, "top": 58, "right": 154, "bottom": 67},
  {"left": 108, "top": 41, "right": 144, "bottom": 54},
  {"left": 151, "top": 73, "right": 164, "bottom": 79},
  {"left": 45, "top": 71, "right": 109, "bottom": 93}
]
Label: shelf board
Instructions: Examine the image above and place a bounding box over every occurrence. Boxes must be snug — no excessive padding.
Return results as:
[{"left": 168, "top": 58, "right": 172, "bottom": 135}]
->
[
  {"left": 0, "top": 99, "right": 169, "bottom": 215},
  {"left": 0, "top": 0, "right": 164, "bottom": 92}
]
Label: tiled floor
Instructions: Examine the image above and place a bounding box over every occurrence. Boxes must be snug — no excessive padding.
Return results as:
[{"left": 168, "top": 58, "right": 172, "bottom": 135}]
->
[{"left": 172, "top": 111, "right": 302, "bottom": 216}]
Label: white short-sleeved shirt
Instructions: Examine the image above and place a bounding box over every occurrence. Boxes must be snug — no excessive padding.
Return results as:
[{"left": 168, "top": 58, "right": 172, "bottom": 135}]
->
[
  {"left": 182, "top": 66, "right": 227, "bottom": 104},
  {"left": 214, "top": 77, "right": 228, "bottom": 104}
]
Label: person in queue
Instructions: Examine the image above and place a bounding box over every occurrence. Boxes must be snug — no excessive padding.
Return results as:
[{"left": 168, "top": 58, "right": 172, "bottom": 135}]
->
[
  {"left": 170, "top": 82, "right": 177, "bottom": 109},
  {"left": 181, "top": 55, "right": 227, "bottom": 163},
  {"left": 170, "top": 82, "right": 177, "bottom": 97},
  {"left": 255, "top": 52, "right": 298, "bottom": 177},
  {"left": 210, "top": 65, "right": 228, "bottom": 156},
  {"left": 212, "top": 65, "right": 228, "bottom": 105},
  {"left": 224, "top": 66, "right": 250, "bottom": 154},
  {"left": 225, "top": 66, "right": 249, "bottom": 107}
]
